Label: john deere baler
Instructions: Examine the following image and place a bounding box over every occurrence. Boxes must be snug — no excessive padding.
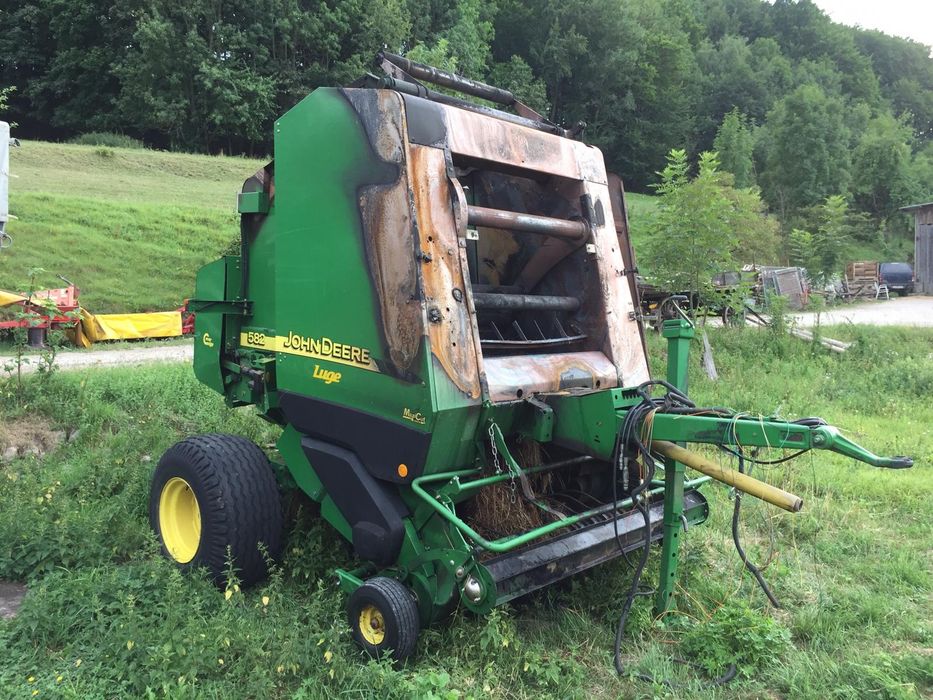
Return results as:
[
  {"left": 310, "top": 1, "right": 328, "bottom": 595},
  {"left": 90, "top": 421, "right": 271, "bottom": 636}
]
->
[{"left": 150, "top": 53, "right": 912, "bottom": 664}]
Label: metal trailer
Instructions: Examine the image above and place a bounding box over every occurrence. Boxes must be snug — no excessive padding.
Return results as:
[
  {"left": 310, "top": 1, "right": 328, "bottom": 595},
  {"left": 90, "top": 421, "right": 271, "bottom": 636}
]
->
[{"left": 149, "top": 54, "right": 913, "bottom": 664}]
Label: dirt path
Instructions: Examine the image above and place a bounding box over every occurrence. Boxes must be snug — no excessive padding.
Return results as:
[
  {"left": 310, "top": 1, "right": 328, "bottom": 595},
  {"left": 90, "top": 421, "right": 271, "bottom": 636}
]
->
[
  {"left": 0, "top": 581, "right": 27, "bottom": 619},
  {"left": 791, "top": 296, "right": 933, "bottom": 328},
  {"left": 20, "top": 341, "right": 193, "bottom": 374}
]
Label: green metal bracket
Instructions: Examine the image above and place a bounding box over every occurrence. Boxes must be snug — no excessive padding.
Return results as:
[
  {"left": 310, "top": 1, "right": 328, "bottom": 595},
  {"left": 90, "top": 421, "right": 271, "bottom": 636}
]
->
[
  {"left": 655, "top": 316, "right": 694, "bottom": 616},
  {"left": 411, "top": 467, "right": 709, "bottom": 555},
  {"left": 188, "top": 298, "right": 252, "bottom": 315},
  {"left": 237, "top": 190, "right": 270, "bottom": 214},
  {"left": 335, "top": 567, "right": 367, "bottom": 594},
  {"left": 811, "top": 426, "right": 913, "bottom": 468}
]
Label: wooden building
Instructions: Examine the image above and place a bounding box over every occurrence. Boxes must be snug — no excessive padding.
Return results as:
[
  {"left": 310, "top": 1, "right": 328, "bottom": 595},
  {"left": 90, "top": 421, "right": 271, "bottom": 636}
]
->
[{"left": 900, "top": 202, "right": 933, "bottom": 295}]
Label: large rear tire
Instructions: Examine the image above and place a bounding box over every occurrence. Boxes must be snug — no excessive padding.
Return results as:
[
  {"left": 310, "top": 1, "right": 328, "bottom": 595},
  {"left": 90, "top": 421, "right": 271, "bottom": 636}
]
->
[{"left": 150, "top": 434, "right": 283, "bottom": 587}]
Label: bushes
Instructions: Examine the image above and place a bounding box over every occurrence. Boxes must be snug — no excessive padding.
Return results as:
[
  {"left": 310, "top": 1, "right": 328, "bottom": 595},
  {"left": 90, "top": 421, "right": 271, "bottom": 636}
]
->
[{"left": 69, "top": 132, "right": 145, "bottom": 149}]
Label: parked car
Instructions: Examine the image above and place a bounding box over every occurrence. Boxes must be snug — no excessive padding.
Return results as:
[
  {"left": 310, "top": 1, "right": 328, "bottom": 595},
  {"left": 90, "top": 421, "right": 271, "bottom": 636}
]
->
[{"left": 879, "top": 262, "right": 914, "bottom": 296}]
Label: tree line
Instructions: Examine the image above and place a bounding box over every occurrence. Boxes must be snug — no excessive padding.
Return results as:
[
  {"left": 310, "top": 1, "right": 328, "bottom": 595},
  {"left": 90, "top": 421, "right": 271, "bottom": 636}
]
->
[{"left": 2, "top": 0, "right": 932, "bottom": 258}]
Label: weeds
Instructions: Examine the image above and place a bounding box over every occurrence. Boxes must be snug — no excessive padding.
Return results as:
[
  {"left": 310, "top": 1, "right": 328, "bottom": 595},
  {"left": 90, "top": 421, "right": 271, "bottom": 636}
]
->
[{"left": 0, "top": 328, "right": 929, "bottom": 699}]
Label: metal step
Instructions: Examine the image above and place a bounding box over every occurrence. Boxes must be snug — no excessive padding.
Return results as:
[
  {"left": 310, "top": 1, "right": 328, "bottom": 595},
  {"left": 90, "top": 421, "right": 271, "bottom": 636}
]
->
[{"left": 484, "top": 489, "right": 708, "bottom": 604}]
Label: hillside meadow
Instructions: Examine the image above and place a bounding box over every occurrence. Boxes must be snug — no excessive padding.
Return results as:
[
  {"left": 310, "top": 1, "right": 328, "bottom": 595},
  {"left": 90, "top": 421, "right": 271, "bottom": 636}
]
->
[{"left": 1, "top": 142, "right": 264, "bottom": 313}]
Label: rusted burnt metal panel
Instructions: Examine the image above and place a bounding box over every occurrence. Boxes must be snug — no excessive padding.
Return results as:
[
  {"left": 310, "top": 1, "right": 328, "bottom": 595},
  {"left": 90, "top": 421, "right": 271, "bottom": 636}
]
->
[
  {"left": 484, "top": 351, "right": 618, "bottom": 403},
  {"left": 343, "top": 89, "right": 424, "bottom": 377},
  {"left": 467, "top": 205, "right": 588, "bottom": 241},
  {"left": 408, "top": 144, "right": 482, "bottom": 399},
  {"left": 607, "top": 173, "right": 648, "bottom": 363},
  {"left": 438, "top": 103, "right": 607, "bottom": 184},
  {"left": 581, "top": 176, "right": 650, "bottom": 387}
]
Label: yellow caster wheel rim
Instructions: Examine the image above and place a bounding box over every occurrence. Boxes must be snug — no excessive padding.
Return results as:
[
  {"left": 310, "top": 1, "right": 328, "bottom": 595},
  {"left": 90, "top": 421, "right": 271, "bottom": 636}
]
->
[{"left": 359, "top": 604, "right": 386, "bottom": 645}]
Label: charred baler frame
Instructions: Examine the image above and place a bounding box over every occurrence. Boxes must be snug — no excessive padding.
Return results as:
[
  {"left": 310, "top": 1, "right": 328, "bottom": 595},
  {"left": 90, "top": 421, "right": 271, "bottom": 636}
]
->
[{"left": 161, "top": 54, "right": 912, "bottom": 661}]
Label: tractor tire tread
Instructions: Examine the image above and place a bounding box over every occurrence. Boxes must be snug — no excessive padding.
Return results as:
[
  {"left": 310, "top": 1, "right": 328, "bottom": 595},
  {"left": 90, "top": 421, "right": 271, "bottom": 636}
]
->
[{"left": 151, "top": 433, "right": 283, "bottom": 587}]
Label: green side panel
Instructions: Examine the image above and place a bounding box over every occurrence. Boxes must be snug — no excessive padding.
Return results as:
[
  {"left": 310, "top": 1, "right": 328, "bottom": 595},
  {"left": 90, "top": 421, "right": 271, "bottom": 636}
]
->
[
  {"left": 321, "top": 496, "right": 352, "bottom": 541},
  {"left": 193, "top": 258, "right": 230, "bottom": 393},
  {"left": 276, "top": 424, "right": 323, "bottom": 501},
  {"left": 423, "top": 358, "right": 482, "bottom": 472},
  {"left": 237, "top": 190, "right": 270, "bottom": 214},
  {"left": 270, "top": 88, "right": 430, "bottom": 423}
]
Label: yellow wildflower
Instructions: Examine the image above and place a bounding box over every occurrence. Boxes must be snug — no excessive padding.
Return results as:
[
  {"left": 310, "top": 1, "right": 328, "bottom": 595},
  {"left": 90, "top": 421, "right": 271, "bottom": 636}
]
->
[{"left": 261, "top": 595, "right": 270, "bottom": 607}]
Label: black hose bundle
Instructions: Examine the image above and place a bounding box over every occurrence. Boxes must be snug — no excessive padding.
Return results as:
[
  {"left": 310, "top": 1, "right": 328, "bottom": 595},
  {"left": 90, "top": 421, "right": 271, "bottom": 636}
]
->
[{"left": 609, "top": 381, "right": 787, "bottom": 687}]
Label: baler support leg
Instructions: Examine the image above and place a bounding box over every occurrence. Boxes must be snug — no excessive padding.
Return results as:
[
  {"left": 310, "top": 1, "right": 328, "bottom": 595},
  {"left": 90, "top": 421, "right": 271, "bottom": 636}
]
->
[{"left": 654, "top": 317, "right": 695, "bottom": 616}]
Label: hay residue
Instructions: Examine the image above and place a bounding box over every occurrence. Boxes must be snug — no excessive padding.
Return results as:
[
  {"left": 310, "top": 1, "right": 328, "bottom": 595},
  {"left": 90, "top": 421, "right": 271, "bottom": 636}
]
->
[{"left": 469, "top": 439, "right": 563, "bottom": 541}]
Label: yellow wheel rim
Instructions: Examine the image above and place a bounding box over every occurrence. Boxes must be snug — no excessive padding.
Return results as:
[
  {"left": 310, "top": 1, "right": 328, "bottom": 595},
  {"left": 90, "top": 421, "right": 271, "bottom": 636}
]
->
[
  {"left": 358, "top": 604, "right": 386, "bottom": 646},
  {"left": 159, "top": 477, "right": 201, "bottom": 564}
]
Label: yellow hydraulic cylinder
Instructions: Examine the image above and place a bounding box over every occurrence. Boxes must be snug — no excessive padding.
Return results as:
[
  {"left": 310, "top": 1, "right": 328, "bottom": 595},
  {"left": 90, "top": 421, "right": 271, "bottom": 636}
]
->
[{"left": 651, "top": 440, "right": 803, "bottom": 513}]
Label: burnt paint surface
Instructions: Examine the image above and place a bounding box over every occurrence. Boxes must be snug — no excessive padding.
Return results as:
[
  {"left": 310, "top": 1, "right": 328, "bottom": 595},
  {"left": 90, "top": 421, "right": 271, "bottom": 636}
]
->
[
  {"left": 343, "top": 89, "right": 425, "bottom": 379},
  {"left": 408, "top": 145, "right": 483, "bottom": 399}
]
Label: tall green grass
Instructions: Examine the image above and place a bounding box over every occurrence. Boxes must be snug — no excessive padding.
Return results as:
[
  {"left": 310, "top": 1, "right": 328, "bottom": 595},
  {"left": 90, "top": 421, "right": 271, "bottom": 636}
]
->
[
  {"left": 0, "top": 193, "right": 237, "bottom": 312},
  {"left": 1, "top": 141, "right": 264, "bottom": 311},
  {"left": 0, "top": 326, "right": 929, "bottom": 698}
]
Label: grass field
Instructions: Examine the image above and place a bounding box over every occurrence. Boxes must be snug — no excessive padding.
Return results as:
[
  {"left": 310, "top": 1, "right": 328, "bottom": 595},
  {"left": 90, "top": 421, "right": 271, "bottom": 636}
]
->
[
  {"left": 1, "top": 142, "right": 264, "bottom": 312},
  {"left": 0, "top": 325, "right": 929, "bottom": 699}
]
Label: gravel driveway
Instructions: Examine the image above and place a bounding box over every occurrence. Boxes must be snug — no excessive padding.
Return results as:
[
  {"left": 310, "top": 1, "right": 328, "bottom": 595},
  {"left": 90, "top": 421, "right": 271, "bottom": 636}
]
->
[
  {"left": 17, "top": 341, "right": 193, "bottom": 374},
  {"left": 791, "top": 296, "right": 933, "bottom": 328}
]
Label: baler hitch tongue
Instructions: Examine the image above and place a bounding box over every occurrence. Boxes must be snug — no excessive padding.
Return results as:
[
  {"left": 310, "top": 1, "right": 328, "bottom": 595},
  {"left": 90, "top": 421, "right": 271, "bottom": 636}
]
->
[{"left": 811, "top": 426, "right": 914, "bottom": 469}]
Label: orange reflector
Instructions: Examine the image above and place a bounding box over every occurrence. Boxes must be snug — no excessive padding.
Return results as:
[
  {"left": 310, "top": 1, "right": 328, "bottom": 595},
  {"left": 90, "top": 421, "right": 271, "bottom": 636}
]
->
[{"left": 397, "top": 464, "right": 409, "bottom": 478}]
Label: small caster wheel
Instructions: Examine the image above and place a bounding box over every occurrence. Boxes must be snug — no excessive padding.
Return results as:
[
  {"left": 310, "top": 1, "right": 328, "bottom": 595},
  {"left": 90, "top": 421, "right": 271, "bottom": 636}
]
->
[{"left": 348, "top": 577, "right": 420, "bottom": 662}]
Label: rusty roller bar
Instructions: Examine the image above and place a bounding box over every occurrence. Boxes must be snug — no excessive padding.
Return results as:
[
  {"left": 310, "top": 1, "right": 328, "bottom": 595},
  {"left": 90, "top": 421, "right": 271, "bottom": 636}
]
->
[
  {"left": 473, "top": 292, "right": 581, "bottom": 312},
  {"left": 380, "top": 51, "right": 515, "bottom": 105},
  {"left": 467, "top": 205, "right": 588, "bottom": 241},
  {"left": 651, "top": 440, "right": 803, "bottom": 513}
]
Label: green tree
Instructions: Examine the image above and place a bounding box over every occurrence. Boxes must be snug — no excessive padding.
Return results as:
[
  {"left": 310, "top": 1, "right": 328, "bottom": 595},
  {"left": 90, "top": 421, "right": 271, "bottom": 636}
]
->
[
  {"left": 788, "top": 194, "right": 849, "bottom": 284},
  {"left": 854, "top": 29, "right": 933, "bottom": 143},
  {"left": 851, "top": 113, "right": 914, "bottom": 220},
  {"left": 495, "top": 0, "right": 700, "bottom": 189},
  {"left": 694, "top": 35, "right": 793, "bottom": 149},
  {"left": 406, "top": 0, "right": 495, "bottom": 80},
  {"left": 644, "top": 149, "right": 779, "bottom": 298},
  {"left": 758, "top": 84, "right": 851, "bottom": 219},
  {"left": 487, "top": 56, "right": 549, "bottom": 115},
  {"left": 713, "top": 108, "right": 755, "bottom": 187},
  {"left": 0, "top": 86, "right": 13, "bottom": 117}
]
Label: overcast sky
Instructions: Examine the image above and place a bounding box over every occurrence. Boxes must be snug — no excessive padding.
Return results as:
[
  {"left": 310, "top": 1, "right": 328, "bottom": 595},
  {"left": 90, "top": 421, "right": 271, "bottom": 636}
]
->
[{"left": 812, "top": 0, "right": 931, "bottom": 48}]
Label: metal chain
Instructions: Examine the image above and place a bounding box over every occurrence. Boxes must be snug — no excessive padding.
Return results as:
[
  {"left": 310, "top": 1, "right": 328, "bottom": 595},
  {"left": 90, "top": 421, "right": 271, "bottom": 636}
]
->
[
  {"left": 488, "top": 421, "right": 517, "bottom": 503},
  {"left": 488, "top": 422, "right": 502, "bottom": 474}
]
